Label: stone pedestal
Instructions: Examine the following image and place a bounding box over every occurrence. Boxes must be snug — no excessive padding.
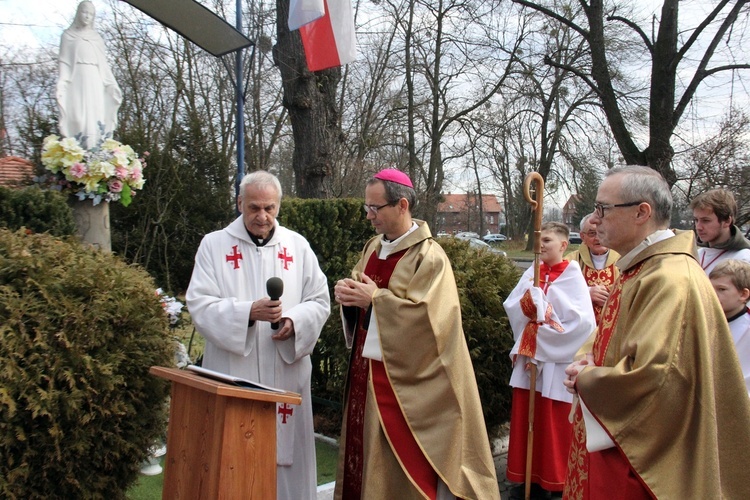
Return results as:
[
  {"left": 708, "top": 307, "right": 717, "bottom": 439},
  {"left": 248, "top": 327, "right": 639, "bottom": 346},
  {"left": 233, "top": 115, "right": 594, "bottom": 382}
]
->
[{"left": 70, "top": 200, "right": 111, "bottom": 252}]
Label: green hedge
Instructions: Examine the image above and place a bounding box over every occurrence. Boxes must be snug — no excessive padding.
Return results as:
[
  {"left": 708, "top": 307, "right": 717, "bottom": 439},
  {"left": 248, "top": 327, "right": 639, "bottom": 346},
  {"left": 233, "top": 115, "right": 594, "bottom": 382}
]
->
[
  {"left": 0, "top": 185, "right": 76, "bottom": 237},
  {"left": 0, "top": 229, "right": 174, "bottom": 498}
]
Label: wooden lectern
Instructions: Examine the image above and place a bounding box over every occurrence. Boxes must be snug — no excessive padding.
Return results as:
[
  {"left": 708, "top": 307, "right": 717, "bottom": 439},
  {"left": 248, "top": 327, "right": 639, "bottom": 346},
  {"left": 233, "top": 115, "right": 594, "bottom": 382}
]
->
[{"left": 150, "top": 366, "right": 301, "bottom": 499}]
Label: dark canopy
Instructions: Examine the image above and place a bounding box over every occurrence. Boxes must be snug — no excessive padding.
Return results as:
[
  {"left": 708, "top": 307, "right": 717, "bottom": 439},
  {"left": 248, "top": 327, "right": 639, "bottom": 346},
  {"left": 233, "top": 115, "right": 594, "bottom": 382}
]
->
[{"left": 120, "top": 0, "right": 253, "bottom": 57}]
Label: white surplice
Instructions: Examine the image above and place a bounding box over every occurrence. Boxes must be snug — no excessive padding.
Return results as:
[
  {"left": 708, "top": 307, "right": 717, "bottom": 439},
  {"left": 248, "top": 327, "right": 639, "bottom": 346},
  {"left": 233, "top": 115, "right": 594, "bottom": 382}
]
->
[
  {"left": 729, "top": 309, "right": 750, "bottom": 396},
  {"left": 186, "top": 215, "right": 330, "bottom": 500},
  {"left": 504, "top": 261, "right": 596, "bottom": 403}
]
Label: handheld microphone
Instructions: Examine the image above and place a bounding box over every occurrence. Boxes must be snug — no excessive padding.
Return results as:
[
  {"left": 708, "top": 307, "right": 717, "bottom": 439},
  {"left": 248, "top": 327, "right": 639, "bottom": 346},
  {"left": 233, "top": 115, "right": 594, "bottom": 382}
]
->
[{"left": 266, "top": 277, "right": 284, "bottom": 330}]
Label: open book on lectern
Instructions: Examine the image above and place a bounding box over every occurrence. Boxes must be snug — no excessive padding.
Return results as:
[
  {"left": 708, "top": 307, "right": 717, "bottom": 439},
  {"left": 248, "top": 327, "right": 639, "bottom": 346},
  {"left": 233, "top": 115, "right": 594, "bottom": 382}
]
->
[{"left": 186, "top": 365, "right": 288, "bottom": 394}]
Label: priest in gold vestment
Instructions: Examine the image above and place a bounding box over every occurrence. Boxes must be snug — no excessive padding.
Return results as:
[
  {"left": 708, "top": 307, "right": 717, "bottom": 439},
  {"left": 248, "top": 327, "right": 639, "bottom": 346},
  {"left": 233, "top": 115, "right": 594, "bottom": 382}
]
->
[
  {"left": 565, "top": 214, "right": 619, "bottom": 324},
  {"left": 563, "top": 166, "right": 750, "bottom": 499},
  {"left": 333, "top": 169, "right": 499, "bottom": 499}
]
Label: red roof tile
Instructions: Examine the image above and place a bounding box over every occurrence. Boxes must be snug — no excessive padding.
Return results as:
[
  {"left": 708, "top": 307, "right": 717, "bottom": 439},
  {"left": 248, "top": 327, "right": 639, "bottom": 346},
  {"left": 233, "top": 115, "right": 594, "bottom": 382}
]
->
[
  {"left": 438, "top": 193, "right": 503, "bottom": 213},
  {"left": 0, "top": 156, "right": 34, "bottom": 188}
]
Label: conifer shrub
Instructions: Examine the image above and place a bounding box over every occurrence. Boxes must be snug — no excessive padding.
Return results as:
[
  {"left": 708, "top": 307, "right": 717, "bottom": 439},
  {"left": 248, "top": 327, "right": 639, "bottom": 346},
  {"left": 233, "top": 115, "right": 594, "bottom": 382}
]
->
[
  {"left": 0, "top": 229, "right": 173, "bottom": 498},
  {"left": 278, "top": 198, "right": 374, "bottom": 415},
  {"left": 438, "top": 237, "right": 520, "bottom": 435},
  {"left": 0, "top": 185, "right": 76, "bottom": 236}
]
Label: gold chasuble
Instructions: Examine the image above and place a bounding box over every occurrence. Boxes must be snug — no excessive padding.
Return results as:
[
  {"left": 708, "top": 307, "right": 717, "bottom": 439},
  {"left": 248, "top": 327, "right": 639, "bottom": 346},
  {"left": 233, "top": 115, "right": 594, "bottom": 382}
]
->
[
  {"left": 565, "top": 230, "right": 750, "bottom": 499},
  {"left": 335, "top": 220, "right": 499, "bottom": 500},
  {"left": 565, "top": 246, "right": 619, "bottom": 324}
]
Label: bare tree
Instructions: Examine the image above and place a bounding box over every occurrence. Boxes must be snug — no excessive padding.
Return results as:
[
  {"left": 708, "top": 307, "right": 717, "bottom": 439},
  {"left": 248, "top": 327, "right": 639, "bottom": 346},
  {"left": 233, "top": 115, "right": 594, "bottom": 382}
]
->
[
  {"left": 273, "top": 0, "right": 341, "bottom": 198},
  {"left": 512, "top": 0, "right": 750, "bottom": 186},
  {"left": 675, "top": 108, "right": 750, "bottom": 226}
]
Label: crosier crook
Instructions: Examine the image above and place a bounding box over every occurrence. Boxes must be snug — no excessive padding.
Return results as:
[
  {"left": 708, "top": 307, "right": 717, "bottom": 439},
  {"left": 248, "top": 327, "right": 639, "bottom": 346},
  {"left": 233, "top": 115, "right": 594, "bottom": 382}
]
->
[{"left": 521, "top": 172, "right": 544, "bottom": 500}]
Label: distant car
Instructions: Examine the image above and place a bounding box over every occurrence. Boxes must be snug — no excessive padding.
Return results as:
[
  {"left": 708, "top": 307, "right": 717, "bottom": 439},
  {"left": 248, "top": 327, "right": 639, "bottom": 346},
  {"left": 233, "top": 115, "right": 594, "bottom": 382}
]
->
[
  {"left": 483, "top": 233, "right": 507, "bottom": 243},
  {"left": 468, "top": 238, "right": 507, "bottom": 257},
  {"left": 455, "top": 231, "right": 481, "bottom": 240},
  {"left": 436, "top": 231, "right": 449, "bottom": 238},
  {"left": 569, "top": 232, "right": 582, "bottom": 244}
]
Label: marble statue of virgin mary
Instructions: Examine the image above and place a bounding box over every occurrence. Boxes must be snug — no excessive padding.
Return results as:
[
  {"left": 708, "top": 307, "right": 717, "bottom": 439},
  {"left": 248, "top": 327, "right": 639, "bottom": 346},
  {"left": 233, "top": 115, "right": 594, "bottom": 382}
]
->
[{"left": 56, "top": 1, "right": 122, "bottom": 149}]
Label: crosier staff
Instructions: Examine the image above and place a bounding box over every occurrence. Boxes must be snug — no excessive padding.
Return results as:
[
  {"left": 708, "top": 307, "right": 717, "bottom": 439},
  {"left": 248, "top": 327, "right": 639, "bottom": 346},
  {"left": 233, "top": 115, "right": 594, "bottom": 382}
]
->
[{"left": 521, "top": 171, "right": 544, "bottom": 500}]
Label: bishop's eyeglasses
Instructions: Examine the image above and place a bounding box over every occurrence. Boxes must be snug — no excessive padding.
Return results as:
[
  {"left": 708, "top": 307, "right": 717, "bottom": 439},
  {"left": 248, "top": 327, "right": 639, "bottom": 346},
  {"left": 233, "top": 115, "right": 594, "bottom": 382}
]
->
[
  {"left": 594, "top": 201, "right": 643, "bottom": 218},
  {"left": 363, "top": 202, "right": 397, "bottom": 215}
]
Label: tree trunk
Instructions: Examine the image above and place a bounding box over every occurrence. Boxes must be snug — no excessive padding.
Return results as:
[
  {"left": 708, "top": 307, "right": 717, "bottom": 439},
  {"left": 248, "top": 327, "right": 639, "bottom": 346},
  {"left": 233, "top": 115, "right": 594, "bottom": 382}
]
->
[{"left": 274, "top": 0, "right": 340, "bottom": 198}]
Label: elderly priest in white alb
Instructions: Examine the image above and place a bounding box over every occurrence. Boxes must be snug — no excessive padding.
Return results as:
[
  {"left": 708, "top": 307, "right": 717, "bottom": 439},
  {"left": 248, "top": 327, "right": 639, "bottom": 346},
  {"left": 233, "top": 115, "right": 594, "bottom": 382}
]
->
[{"left": 186, "top": 171, "right": 330, "bottom": 499}]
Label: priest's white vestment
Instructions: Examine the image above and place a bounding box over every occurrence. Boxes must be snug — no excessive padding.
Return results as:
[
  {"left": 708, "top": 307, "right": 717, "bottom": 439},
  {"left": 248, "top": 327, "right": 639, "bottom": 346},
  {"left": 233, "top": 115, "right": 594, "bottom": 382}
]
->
[{"left": 186, "top": 215, "right": 330, "bottom": 500}]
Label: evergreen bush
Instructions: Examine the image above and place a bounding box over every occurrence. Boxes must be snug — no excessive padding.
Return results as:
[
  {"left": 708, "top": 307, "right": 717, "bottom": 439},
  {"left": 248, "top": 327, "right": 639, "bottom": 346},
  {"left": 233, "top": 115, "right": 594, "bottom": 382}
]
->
[
  {"left": 277, "top": 198, "right": 374, "bottom": 414},
  {"left": 0, "top": 229, "right": 173, "bottom": 498},
  {"left": 0, "top": 185, "right": 76, "bottom": 237},
  {"left": 438, "top": 237, "right": 520, "bottom": 435}
]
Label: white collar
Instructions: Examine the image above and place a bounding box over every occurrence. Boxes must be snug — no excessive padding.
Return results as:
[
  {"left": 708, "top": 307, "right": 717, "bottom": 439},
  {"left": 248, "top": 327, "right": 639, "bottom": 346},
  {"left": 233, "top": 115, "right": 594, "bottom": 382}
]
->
[
  {"left": 617, "top": 229, "right": 673, "bottom": 270},
  {"left": 378, "top": 222, "right": 419, "bottom": 259}
]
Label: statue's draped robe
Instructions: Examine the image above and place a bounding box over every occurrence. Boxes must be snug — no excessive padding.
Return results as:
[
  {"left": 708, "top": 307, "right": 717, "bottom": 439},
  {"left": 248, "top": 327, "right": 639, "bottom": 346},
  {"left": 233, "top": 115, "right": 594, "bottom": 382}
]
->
[{"left": 58, "top": 27, "right": 121, "bottom": 148}]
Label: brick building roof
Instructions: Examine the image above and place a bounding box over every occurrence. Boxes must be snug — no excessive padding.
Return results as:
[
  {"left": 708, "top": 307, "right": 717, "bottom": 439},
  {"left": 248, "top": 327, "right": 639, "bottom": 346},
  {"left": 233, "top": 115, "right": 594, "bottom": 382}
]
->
[
  {"left": 0, "top": 156, "right": 35, "bottom": 188},
  {"left": 438, "top": 193, "right": 503, "bottom": 213}
]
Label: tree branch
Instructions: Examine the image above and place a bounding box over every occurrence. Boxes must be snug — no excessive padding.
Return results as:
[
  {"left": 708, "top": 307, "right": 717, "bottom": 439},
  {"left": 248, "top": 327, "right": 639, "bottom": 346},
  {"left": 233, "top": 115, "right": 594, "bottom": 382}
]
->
[
  {"left": 542, "top": 55, "right": 601, "bottom": 98},
  {"left": 676, "top": 0, "right": 733, "bottom": 61},
  {"left": 674, "top": 0, "right": 750, "bottom": 126},
  {"left": 607, "top": 15, "right": 653, "bottom": 54},
  {"left": 511, "top": 0, "right": 590, "bottom": 38}
]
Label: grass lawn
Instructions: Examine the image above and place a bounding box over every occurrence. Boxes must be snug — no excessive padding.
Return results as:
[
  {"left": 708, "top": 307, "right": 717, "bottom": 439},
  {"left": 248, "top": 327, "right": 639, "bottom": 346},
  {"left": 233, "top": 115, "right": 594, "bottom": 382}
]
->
[{"left": 127, "top": 438, "right": 339, "bottom": 499}]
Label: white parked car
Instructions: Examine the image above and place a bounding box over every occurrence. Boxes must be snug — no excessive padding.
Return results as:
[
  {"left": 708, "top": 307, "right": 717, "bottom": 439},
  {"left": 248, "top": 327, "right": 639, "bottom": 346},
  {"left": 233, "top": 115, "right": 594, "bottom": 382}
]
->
[
  {"left": 455, "top": 231, "right": 481, "bottom": 240},
  {"left": 569, "top": 232, "right": 582, "bottom": 244},
  {"left": 468, "top": 238, "right": 507, "bottom": 257},
  {"left": 483, "top": 233, "right": 507, "bottom": 243}
]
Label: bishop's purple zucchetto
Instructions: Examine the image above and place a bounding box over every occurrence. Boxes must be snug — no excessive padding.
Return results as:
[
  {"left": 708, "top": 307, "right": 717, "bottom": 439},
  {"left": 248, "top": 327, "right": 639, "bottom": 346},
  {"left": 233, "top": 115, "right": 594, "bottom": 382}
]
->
[{"left": 374, "top": 169, "right": 414, "bottom": 188}]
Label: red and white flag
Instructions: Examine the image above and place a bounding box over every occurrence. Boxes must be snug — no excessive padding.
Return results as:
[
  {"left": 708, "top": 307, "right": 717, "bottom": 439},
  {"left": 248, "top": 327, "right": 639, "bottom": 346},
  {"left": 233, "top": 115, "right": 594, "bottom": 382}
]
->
[
  {"left": 288, "top": 0, "right": 325, "bottom": 31},
  {"left": 299, "top": 0, "right": 357, "bottom": 72}
]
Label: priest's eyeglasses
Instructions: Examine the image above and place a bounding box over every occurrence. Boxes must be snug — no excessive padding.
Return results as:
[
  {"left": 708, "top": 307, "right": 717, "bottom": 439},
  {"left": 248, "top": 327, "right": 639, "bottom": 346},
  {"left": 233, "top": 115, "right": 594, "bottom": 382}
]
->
[
  {"left": 363, "top": 202, "right": 396, "bottom": 215},
  {"left": 594, "top": 201, "right": 643, "bottom": 218}
]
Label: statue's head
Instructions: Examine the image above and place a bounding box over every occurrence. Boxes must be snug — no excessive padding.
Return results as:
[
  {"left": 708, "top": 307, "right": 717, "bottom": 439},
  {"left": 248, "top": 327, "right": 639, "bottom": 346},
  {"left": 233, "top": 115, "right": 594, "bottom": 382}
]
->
[{"left": 72, "top": 1, "right": 96, "bottom": 30}]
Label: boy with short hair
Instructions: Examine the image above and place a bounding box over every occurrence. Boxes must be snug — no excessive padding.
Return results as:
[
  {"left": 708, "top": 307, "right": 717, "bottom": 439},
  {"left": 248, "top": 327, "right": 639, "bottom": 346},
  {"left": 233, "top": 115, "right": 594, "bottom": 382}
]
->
[
  {"left": 503, "top": 221, "right": 597, "bottom": 498},
  {"left": 709, "top": 259, "right": 750, "bottom": 395},
  {"left": 690, "top": 189, "right": 750, "bottom": 273}
]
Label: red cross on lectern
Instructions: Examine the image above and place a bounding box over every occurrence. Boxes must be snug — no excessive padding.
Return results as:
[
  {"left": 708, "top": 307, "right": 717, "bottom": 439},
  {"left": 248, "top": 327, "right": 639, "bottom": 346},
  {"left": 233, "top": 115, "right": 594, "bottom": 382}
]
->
[
  {"left": 278, "top": 403, "right": 294, "bottom": 424},
  {"left": 226, "top": 245, "right": 243, "bottom": 269},
  {"left": 278, "top": 247, "right": 294, "bottom": 270}
]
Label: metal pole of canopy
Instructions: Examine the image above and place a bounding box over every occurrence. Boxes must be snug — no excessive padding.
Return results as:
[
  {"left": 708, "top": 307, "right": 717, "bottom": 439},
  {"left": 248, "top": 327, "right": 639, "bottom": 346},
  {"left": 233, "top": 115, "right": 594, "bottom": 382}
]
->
[{"left": 235, "top": 0, "right": 245, "bottom": 207}]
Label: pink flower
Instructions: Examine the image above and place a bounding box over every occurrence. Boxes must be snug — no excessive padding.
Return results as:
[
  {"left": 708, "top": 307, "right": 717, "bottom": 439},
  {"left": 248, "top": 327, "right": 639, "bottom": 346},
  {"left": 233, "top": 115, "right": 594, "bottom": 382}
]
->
[
  {"left": 69, "top": 162, "right": 87, "bottom": 178},
  {"left": 109, "top": 180, "right": 124, "bottom": 193},
  {"left": 115, "top": 166, "right": 129, "bottom": 179}
]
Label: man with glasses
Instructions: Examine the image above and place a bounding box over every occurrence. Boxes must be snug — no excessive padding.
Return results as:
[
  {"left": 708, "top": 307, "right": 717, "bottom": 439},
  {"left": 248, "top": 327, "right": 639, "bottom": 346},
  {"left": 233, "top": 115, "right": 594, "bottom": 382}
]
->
[
  {"left": 565, "top": 214, "right": 620, "bottom": 324},
  {"left": 333, "top": 169, "right": 498, "bottom": 499},
  {"left": 186, "top": 171, "right": 330, "bottom": 500},
  {"left": 689, "top": 188, "right": 750, "bottom": 274},
  {"left": 563, "top": 166, "right": 750, "bottom": 499}
]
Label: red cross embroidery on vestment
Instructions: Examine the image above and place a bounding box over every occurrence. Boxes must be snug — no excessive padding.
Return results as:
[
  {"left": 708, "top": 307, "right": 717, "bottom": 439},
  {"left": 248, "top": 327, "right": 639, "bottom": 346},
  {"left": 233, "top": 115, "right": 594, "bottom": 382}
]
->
[
  {"left": 278, "top": 403, "right": 294, "bottom": 424},
  {"left": 226, "top": 245, "right": 243, "bottom": 269},
  {"left": 278, "top": 247, "right": 294, "bottom": 270}
]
